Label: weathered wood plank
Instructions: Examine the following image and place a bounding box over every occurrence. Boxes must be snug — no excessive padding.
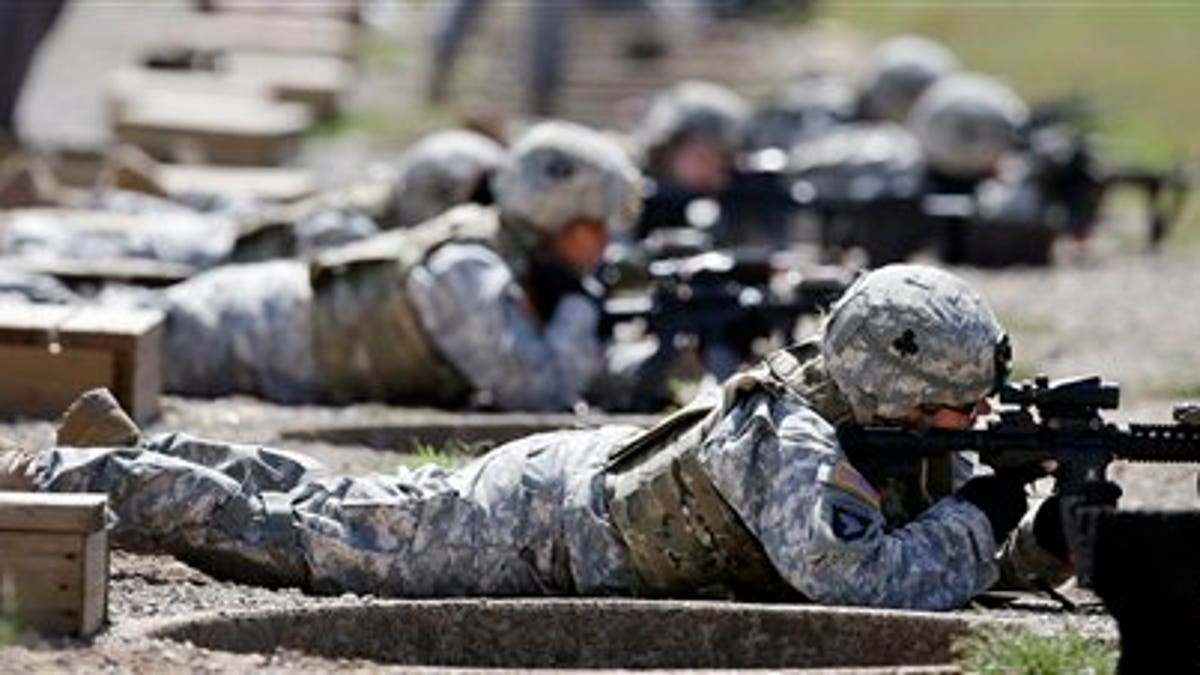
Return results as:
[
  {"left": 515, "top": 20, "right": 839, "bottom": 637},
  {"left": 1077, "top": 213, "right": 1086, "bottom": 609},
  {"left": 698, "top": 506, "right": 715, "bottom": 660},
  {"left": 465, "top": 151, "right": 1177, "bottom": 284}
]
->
[
  {"left": 0, "top": 306, "right": 165, "bottom": 421},
  {"left": 0, "top": 345, "right": 114, "bottom": 420},
  {"left": 0, "top": 497, "right": 109, "bottom": 636},
  {"left": 0, "top": 494, "right": 107, "bottom": 533}
]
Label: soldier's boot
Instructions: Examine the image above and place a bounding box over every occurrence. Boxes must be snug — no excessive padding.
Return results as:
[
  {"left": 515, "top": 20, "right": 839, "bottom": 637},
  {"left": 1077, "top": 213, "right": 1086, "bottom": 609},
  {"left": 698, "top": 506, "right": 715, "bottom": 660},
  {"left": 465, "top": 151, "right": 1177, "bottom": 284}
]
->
[
  {"left": 0, "top": 444, "right": 36, "bottom": 491},
  {"left": 56, "top": 388, "right": 142, "bottom": 448}
]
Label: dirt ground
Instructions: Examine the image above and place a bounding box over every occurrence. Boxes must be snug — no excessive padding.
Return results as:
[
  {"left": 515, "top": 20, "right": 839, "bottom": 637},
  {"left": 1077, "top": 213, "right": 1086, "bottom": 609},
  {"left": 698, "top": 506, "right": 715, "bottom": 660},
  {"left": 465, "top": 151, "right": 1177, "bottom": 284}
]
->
[{"left": 4, "top": 2, "right": 1199, "bottom": 672}]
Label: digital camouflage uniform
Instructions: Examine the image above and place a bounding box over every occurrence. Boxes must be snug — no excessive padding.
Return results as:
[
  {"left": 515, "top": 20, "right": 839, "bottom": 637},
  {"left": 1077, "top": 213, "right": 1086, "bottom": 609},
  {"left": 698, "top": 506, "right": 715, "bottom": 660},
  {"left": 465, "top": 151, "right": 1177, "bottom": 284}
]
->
[
  {"left": 390, "top": 129, "right": 505, "bottom": 229},
  {"left": 4, "top": 121, "right": 637, "bottom": 412},
  {"left": 152, "top": 203, "right": 603, "bottom": 411},
  {"left": 25, "top": 266, "right": 1068, "bottom": 609}
]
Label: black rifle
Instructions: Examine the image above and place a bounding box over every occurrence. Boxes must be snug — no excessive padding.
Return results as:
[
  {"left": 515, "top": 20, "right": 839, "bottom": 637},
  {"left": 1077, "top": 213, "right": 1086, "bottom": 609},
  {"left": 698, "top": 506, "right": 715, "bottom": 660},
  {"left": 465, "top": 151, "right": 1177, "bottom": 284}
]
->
[
  {"left": 602, "top": 251, "right": 852, "bottom": 410},
  {"left": 837, "top": 374, "right": 1200, "bottom": 670}
]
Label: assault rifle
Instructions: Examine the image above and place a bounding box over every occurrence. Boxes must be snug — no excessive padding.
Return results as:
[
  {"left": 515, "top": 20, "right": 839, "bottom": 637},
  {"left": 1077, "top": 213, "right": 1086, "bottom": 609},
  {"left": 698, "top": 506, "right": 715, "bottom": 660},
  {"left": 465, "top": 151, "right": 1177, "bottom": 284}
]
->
[
  {"left": 837, "top": 374, "right": 1200, "bottom": 669},
  {"left": 601, "top": 251, "right": 853, "bottom": 410}
]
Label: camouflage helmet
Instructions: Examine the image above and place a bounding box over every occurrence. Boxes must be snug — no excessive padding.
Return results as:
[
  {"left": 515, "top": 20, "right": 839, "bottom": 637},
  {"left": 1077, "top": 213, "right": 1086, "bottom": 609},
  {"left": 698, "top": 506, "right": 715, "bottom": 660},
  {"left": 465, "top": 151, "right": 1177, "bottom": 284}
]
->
[
  {"left": 392, "top": 129, "right": 505, "bottom": 228},
  {"left": 908, "top": 72, "right": 1029, "bottom": 179},
  {"left": 859, "top": 35, "right": 960, "bottom": 123},
  {"left": 821, "top": 264, "right": 1008, "bottom": 423},
  {"left": 635, "top": 80, "right": 750, "bottom": 162},
  {"left": 492, "top": 120, "right": 643, "bottom": 238}
]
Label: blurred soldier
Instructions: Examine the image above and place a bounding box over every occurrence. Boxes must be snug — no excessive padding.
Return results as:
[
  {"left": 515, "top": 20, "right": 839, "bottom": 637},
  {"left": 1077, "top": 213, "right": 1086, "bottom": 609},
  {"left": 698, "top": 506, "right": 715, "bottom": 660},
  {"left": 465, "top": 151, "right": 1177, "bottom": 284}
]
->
[
  {"left": 1, "top": 264, "right": 1069, "bottom": 608},
  {"left": 743, "top": 73, "right": 858, "bottom": 153},
  {"left": 637, "top": 80, "right": 748, "bottom": 196},
  {"left": 390, "top": 128, "right": 505, "bottom": 229},
  {"left": 857, "top": 35, "right": 960, "bottom": 124},
  {"left": 633, "top": 80, "right": 749, "bottom": 239},
  {"left": 0, "top": 127, "right": 506, "bottom": 267},
  {"left": 907, "top": 72, "right": 1029, "bottom": 184},
  {"left": 152, "top": 120, "right": 640, "bottom": 409}
]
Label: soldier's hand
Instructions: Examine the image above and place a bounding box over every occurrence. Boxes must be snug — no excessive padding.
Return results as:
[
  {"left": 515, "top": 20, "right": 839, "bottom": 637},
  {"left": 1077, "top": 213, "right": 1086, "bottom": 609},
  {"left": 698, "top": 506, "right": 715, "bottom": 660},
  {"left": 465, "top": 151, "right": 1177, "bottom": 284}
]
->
[{"left": 956, "top": 466, "right": 1044, "bottom": 544}]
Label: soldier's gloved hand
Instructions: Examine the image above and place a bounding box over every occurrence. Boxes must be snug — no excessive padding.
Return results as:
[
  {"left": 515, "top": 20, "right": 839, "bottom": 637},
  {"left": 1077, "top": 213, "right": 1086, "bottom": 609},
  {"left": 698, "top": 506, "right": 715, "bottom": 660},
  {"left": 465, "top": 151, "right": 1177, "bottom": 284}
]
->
[
  {"left": 956, "top": 467, "right": 1042, "bottom": 544},
  {"left": 1031, "top": 495, "right": 1070, "bottom": 564},
  {"left": 527, "top": 258, "right": 601, "bottom": 322}
]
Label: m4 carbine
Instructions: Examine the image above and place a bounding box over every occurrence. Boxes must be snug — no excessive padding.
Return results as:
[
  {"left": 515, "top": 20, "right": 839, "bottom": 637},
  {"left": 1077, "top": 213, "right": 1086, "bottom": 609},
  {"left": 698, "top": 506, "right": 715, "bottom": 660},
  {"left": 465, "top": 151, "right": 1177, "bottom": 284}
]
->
[
  {"left": 837, "top": 374, "right": 1200, "bottom": 670},
  {"left": 837, "top": 374, "right": 1200, "bottom": 583}
]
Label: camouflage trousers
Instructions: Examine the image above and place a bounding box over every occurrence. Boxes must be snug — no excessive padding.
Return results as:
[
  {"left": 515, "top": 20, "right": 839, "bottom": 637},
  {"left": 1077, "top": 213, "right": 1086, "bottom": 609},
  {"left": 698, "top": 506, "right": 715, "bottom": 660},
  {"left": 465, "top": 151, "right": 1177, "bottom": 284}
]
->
[{"left": 32, "top": 427, "right": 641, "bottom": 597}]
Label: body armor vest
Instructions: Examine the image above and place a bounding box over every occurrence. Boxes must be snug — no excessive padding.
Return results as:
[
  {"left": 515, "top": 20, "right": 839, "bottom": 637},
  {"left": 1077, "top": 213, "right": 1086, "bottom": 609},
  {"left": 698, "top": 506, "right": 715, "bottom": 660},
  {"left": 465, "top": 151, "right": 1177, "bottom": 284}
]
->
[
  {"left": 604, "top": 337, "right": 957, "bottom": 598},
  {"left": 604, "top": 341, "right": 832, "bottom": 600},
  {"left": 308, "top": 204, "right": 503, "bottom": 405}
]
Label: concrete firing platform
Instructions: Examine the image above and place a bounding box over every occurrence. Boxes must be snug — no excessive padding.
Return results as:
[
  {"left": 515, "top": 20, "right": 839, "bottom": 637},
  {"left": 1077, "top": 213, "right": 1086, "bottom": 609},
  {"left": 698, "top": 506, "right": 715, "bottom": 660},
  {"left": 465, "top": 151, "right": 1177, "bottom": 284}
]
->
[
  {"left": 281, "top": 411, "right": 662, "bottom": 453},
  {"left": 129, "top": 598, "right": 982, "bottom": 671}
]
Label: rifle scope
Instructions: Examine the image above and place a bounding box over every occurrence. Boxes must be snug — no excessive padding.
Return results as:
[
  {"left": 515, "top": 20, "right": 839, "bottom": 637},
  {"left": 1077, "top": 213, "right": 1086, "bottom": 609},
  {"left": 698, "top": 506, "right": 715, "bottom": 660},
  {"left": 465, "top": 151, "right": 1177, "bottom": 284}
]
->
[{"left": 999, "top": 374, "right": 1120, "bottom": 412}]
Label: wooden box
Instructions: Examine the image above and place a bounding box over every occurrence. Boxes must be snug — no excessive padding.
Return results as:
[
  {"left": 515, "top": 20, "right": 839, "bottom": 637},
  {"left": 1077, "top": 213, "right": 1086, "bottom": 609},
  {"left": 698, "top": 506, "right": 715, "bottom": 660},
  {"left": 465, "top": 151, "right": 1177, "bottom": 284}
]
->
[
  {"left": 0, "top": 305, "right": 165, "bottom": 423},
  {"left": 0, "top": 493, "right": 109, "bottom": 636}
]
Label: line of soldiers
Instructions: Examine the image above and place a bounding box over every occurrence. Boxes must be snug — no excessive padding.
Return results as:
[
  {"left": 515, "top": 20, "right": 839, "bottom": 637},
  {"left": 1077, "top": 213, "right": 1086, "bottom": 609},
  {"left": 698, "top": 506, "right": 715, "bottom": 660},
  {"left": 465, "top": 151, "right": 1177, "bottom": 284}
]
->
[
  {"left": 632, "top": 35, "right": 1186, "bottom": 265},
  {"left": 2, "top": 264, "right": 1069, "bottom": 609},
  {"left": 3, "top": 121, "right": 642, "bottom": 411},
  {"left": 0, "top": 35, "right": 1048, "bottom": 413},
  {"left": 0, "top": 36, "right": 1094, "bottom": 612}
]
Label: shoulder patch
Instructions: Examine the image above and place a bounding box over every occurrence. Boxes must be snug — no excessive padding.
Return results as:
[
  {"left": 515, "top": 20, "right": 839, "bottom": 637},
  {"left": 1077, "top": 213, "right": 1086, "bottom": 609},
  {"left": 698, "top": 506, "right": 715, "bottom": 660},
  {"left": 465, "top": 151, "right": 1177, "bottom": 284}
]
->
[
  {"left": 830, "top": 503, "right": 874, "bottom": 541},
  {"left": 820, "top": 460, "right": 882, "bottom": 510}
]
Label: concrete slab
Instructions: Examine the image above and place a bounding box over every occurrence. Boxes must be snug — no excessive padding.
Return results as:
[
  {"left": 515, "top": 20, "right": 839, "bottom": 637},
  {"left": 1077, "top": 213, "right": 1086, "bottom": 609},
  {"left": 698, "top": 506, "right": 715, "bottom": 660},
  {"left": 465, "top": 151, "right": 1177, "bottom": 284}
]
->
[
  {"left": 179, "top": 11, "right": 361, "bottom": 58},
  {"left": 114, "top": 90, "right": 312, "bottom": 165},
  {"left": 223, "top": 51, "right": 355, "bottom": 118},
  {"left": 156, "top": 164, "right": 316, "bottom": 203},
  {"left": 281, "top": 411, "right": 662, "bottom": 453},
  {"left": 106, "top": 67, "right": 274, "bottom": 119},
  {"left": 134, "top": 598, "right": 979, "bottom": 671}
]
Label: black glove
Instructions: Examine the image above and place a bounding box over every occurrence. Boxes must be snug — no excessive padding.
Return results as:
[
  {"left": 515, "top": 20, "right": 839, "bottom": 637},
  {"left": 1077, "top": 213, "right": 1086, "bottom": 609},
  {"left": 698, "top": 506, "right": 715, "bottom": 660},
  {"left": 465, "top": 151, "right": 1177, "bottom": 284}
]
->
[
  {"left": 957, "top": 466, "right": 1043, "bottom": 543},
  {"left": 1032, "top": 495, "right": 1070, "bottom": 563},
  {"left": 526, "top": 258, "right": 600, "bottom": 323}
]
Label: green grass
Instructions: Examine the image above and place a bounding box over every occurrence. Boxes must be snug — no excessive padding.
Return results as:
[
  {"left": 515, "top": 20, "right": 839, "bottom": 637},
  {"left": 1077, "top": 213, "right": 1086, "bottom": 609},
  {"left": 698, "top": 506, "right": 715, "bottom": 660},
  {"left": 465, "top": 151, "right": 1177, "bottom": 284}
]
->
[
  {"left": 310, "top": 105, "right": 453, "bottom": 142},
  {"left": 399, "top": 442, "right": 467, "bottom": 470},
  {"left": 955, "top": 626, "right": 1117, "bottom": 675},
  {"left": 816, "top": 1, "right": 1200, "bottom": 248},
  {"left": 0, "top": 618, "right": 19, "bottom": 647}
]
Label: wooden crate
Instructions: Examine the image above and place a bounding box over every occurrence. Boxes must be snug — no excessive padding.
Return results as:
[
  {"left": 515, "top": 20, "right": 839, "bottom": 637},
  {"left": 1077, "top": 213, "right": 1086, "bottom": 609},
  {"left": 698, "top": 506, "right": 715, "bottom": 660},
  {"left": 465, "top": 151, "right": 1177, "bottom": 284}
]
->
[
  {"left": 0, "top": 493, "right": 109, "bottom": 636},
  {"left": 0, "top": 305, "right": 165, "bottom": 423}
]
